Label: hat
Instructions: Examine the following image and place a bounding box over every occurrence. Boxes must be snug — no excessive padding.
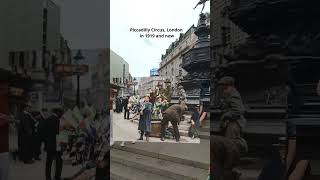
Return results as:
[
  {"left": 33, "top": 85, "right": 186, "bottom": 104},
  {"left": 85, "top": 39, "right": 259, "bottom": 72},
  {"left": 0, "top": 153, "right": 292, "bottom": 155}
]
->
[{"left": 218, "top": 76, "right": 235, "bottom": 86}]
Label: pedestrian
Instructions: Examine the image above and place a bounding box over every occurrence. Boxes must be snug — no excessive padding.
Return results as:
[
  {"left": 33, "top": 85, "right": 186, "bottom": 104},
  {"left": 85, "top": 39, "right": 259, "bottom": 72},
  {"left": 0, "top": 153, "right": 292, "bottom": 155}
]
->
[
  {"left": 115, "top": 96, "right": 121, "bottom": 113},
  {"left": 19, "top": 104, "right": 34, "bottom": 164},
  {"left": 160, "top": 102, "right": 187, "bottom": 142},
  {"left": 122, "top": 96, "right": 129, "bottom": 119},
  {"left": 32, "top": 111, "right": 44, "bottom": 160},
  {"left": 141, "top": 95, "right": 153, "bottom": 142},
  {"left": 189, "top": 105, "right": 201, "bottom": 138},
  {"left": 44, "top": 108, "right": 63, "bottom": 180},
  {"left": 9, "top": 114, "right": 19, "bottom": 161}
]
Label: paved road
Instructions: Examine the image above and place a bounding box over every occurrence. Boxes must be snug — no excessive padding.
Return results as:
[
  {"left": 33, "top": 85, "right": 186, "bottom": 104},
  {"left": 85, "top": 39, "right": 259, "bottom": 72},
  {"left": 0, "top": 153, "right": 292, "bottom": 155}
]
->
[
  {"left": 9, "top": 152, "right": 83, "bottom": 180},
  {"left": 112, "top": 111, "right": 200, "bottom": 143}
]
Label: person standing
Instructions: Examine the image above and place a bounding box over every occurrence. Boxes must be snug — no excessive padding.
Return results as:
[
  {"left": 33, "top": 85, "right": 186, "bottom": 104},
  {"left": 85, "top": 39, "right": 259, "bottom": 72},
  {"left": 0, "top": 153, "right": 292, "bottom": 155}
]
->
[
  {"left": 32, "top": 111, "right": 44, "bottom": 160},
  {"left": 44, "top": 108, "right": 63, "bottom": 180},
  {"left": 160, "top": 102, "right": 187, "bottom": 142},
  {"left": 20, "top": 105, "right": 34, "bottom": 164},
  {"left": 137, "top": 97, "right": 145, "bottom": 140},
  {"left": 141, "top": 95, "right": 153, "bottom": 142},
  {"left": 122, "top": 96, "right": 129, "bottom": 119}
]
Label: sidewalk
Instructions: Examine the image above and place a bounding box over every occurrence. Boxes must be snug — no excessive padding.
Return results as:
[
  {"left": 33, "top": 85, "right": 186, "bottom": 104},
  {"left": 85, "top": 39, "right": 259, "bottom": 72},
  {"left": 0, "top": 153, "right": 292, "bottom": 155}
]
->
[{"left": 9, "top": 153, "right": 83, "bottom": 180}]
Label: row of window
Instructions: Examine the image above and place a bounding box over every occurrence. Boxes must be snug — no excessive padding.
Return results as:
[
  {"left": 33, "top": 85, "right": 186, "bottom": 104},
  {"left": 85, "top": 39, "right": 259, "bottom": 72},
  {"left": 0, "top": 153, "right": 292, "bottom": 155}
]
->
[{"left": 8, "top": 51, "right": 61, "bottom": 72}]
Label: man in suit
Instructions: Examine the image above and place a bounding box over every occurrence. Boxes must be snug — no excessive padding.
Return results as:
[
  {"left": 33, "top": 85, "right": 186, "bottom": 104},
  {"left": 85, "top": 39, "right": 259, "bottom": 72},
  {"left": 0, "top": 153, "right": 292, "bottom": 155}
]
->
[
  {"left": 44, "top": 108, "right": 63, "bottom": 180},
  {"left": 20, "top": 105, "right": 34, "bottom": 164},
  {"left": 160, "top": 102, "right": 187, "bottom": 142}
]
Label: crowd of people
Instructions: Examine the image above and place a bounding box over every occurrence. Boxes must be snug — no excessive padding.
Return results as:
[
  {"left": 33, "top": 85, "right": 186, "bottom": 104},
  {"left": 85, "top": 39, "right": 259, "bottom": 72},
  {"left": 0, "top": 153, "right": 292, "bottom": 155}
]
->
[{"left": 7, "top": 103, "right": 109, "bottom": 180}]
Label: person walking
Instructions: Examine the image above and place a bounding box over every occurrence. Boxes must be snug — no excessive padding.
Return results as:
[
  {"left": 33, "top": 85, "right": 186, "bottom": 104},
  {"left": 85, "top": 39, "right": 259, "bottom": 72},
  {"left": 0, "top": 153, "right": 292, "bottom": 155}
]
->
[
  {"left": 160, "top": 102, "right": 187, "bottom": 142},
  {"left": 44, "top": 108, "right": 63, "bottom": 180},
  {"left": 122, "top": 96, "right": 129, "bottom": 119}
]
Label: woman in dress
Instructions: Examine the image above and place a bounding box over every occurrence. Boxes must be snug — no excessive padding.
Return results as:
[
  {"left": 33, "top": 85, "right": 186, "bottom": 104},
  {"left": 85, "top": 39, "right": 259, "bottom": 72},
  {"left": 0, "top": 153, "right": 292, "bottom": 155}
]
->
[{"left": 141, "top": 95, "right": 153, "bottom": 142}]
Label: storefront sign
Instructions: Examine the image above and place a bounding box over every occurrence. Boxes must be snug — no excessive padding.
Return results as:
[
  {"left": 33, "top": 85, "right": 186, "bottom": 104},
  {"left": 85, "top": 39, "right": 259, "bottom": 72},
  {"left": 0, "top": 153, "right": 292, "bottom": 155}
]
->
[{"left": 54, "top": 64, "right": 89, "bottom": 75}]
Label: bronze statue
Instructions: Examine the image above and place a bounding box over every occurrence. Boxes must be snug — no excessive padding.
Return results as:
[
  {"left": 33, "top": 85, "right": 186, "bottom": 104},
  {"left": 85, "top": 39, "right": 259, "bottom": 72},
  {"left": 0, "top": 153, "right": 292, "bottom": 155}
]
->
[{"left": 194, "top": 0, "right": 208, "bottom": 13}]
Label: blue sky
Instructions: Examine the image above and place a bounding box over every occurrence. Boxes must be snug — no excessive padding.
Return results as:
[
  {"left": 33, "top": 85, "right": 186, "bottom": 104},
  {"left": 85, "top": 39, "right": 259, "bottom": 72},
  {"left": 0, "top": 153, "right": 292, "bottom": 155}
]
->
[{"left": 110, "top": 0, "right": 209, "bottom": 77}]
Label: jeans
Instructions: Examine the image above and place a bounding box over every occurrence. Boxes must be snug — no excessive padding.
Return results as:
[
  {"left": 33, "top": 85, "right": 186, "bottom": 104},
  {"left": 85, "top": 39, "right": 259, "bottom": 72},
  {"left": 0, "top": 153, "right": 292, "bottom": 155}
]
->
[{"left": 0, "top": 152, "right": 9, "bottom": 180}]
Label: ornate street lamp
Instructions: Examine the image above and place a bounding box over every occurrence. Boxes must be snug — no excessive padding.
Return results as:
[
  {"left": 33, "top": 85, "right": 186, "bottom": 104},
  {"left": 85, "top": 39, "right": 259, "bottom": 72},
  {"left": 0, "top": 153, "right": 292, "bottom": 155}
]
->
[
  {"left": 133, "top": 77, "right": 137, "bottom": 96},
  {"left": 74, "top": 50, "right": 85, "bottom": 108}
]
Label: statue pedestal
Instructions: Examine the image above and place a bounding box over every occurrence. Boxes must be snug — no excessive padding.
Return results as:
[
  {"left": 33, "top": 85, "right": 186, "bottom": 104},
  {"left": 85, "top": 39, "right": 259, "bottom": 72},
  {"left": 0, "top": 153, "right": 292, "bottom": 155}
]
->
[{"left": 150, "top": 120, "right": 162, "bottom": 137}]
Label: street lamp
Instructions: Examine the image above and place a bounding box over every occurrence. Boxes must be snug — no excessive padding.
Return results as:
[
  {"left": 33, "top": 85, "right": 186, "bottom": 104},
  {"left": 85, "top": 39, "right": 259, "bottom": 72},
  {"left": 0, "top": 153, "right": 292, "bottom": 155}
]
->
[
  {"left": 74, "top": 50, "right": 85, "bottom": 108},
  {"left": 133, "top": 77, "right": 137, "bottom": 96}
]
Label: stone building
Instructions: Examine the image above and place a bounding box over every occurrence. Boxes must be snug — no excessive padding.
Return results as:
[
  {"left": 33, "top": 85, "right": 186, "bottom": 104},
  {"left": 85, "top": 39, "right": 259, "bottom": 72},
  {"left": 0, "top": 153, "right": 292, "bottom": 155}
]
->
[
  {"left": 138, "top": 76, "right": 165, "bottom": 97},
  {"left": 1, "top": 0, "right": 68, "bottom": 115},
  {"left": 159, "top": 13, "right": 210, "bottom": 89},
  {"left": 110, "top": 50, "right": 130, "bottom": 97},
  {"left": 158, "top": 25, "right": 197, "bottom": 88}
]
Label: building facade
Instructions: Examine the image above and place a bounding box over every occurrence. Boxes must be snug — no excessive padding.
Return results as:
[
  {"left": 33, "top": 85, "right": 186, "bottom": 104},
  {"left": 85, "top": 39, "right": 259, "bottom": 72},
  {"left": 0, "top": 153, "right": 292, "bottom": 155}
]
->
[
  {"left": 138, "top": 76, "right": 165, "bottom": 97},
  {"left": 1, "top": 0, "right": 67, "bottom": 115},
  {"left": 110, "top": 49, "right": 130, "bottom": 96},
  {"left": 159, "top": 13, "right": 210, "bottom": 89}
]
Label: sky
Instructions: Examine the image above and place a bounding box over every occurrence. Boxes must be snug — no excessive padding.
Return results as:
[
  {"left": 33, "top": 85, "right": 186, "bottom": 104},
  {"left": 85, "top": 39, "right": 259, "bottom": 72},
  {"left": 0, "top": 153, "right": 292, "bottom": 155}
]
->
[{"left": 110, "top": 0, "right": 209, "bottom": 77}]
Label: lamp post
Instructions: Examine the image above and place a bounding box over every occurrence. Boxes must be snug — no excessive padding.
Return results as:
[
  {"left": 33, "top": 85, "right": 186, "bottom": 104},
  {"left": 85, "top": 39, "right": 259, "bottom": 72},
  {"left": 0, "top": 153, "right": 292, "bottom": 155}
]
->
[
  {"left": 74, "top": 50, "right": 84, "bottom": 108},
  {"left": 133, "top": 77, "right": 137, "bottom": 96}
]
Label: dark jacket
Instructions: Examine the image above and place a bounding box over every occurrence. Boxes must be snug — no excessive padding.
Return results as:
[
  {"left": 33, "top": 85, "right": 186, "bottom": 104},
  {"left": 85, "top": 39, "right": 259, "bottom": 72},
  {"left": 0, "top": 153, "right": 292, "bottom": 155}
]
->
[
  {"left": 163, "top": 104, "right": 185, "bottom": 124},
  {"left": 220, "top": 88, "right": 246, "bottom": 129},
  {"left": 44, "top": 114, "right": 60, "bottom": 153},
  {"left": 122, "top": 98, "right": 128, "bottom": 108}
]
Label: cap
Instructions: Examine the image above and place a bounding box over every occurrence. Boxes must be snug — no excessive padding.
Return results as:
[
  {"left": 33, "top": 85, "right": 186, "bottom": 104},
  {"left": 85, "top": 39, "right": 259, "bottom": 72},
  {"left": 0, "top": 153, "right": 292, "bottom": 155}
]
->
[{"left": 218, "top": 76, "right": 235, "bottom": 86}]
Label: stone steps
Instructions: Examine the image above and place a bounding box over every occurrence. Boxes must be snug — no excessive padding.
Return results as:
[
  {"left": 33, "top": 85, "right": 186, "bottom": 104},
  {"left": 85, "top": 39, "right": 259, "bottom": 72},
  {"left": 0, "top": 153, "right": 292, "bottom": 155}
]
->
[
  {"left": 111, "top": 149, "right": 208, "bottom": 180},
  {"left": 111, "top": 161, "right": 174, "bottom": 180},
  {"left": 112, "top": 141, "right": 210, "bottom": 169}
]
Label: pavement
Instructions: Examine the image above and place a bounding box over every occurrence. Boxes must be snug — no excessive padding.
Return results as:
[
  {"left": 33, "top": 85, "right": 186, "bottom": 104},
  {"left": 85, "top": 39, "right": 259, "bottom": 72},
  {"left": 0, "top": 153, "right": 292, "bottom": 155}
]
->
[
  {"left": 9, "top": 152, "right": 84, "bottom": 180},
  {"left": 111, "top": 111, "right": 200, "bottom": 143}
]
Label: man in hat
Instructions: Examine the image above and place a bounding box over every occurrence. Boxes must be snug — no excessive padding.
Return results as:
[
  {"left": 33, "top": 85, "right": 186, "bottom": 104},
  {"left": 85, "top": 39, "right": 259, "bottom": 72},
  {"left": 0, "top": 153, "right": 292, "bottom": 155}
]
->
[
  {"left": 218, "top": 76, "right": 246, "bottom": 143},
  {"left": 160, "top": 102, "right": 188, "bottom": 142},
  {"left": 211, "top": 76, "right": 247, "bottom": 179}
]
